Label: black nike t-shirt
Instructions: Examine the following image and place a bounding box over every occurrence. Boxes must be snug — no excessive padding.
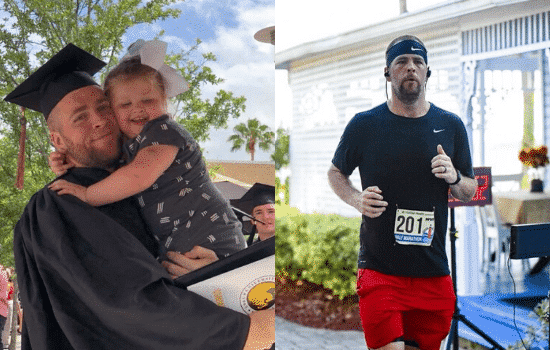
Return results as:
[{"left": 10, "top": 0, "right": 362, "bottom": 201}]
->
[{"left": 332, "top": 102, "right": 474, "bottom": 277}]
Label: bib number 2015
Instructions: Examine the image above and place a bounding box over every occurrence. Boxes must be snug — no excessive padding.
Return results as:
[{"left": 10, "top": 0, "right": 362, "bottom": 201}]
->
[
  {"left": 394, "top": 209, "right": 435, "bottom": 246},
  {"left": 395, "top": 215, "right": 426, "bottom": 235}
]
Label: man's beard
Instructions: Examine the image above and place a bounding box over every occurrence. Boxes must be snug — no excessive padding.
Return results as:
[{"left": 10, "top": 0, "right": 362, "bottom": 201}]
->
[
  {"left": 393, "top": 79, "right": 422, "bottom": 104},
  {"left": 64, "top": 135, "right": 122, "bottom": 169}
]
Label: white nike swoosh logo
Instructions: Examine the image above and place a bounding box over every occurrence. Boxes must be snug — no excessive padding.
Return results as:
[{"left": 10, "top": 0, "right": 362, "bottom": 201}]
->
[
  {"left": 411, "top": 47, "right": 423, "bottom": 52},
  {"left": 433, "top": 129, "right": 445, "bottom": 133}
]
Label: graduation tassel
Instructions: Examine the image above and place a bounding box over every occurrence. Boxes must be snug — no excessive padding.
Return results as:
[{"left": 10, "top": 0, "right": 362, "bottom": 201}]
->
[{"left": 15, "top": 107, "right": 26, "bottom": 190}]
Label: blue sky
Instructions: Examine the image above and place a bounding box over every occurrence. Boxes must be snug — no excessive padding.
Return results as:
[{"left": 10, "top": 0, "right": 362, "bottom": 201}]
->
[
  {"left": 276, "top": 0, "right": 448, "bottom": 52},
  {"left": 124, "top": 0, "right": 275, "bottom": 162}
]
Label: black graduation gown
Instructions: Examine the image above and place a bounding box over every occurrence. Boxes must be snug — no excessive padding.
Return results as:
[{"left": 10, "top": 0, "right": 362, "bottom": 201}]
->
[{"left": 14, "top": 168, "right": 250, "bottom": 350}]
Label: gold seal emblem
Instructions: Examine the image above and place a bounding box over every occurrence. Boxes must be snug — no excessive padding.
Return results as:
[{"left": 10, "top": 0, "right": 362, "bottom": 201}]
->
[{"left": 240, "top": 275, "right": 275, "bottom": 313}]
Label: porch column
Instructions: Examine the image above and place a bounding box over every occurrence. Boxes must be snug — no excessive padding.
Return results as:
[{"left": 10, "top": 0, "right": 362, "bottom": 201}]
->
[
  {"left": 458, "top": 60, "right": 480, "bottom": 295},
  {"left": 543, "top": 49, "right": 550, "bottom": 185}
]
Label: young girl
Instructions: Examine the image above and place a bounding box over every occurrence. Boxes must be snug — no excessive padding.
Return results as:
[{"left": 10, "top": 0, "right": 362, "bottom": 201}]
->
[{"left": 49, "top": 40, "right": 247, "bottom": 260}]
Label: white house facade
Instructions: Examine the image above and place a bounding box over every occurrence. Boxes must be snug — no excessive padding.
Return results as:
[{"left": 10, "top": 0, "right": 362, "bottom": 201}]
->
[{"left": 276, "top": 0, "right": 550, "bottom": 295}]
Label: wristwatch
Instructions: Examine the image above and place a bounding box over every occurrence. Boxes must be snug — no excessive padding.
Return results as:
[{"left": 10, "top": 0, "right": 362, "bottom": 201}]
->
[{"left": 449, "top": 170, "right": 461, "bottom": 185}]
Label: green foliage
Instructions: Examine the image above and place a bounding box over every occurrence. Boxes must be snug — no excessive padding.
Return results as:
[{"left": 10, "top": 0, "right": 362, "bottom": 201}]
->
[
  {"left": 272, "top": 128, "right": 289, "bottom": 170},
  {"left": 0, "top": 0, "right": 177, "bottom": 268},
  {"left": 228, "top": 118, "right": 275, "bottom": 161},
  {"left": 0, "top": 0, "right": 247, "bottom": 268},
  {"left": 166, "top": 44, "right": 247, "bottom": 143},
  {"left": 275, "top": 204, "right": 361, "bottom": 299},
  {"left": 0, "top": 136, "right": 52, "bottom": 268},
  {"left": 207, "top": 163, "right": 225, "bottom": 180},
  {"left": 275, "top": 176, "right": 289, "bottom": 205},
  {"left": 507, "top": 297, "right": 549, "bottom": 350}
]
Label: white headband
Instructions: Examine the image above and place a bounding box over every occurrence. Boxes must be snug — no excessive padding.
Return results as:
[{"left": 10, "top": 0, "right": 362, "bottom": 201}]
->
[{"left": 122, "top": 39, "right": 189, "bottom": 98}]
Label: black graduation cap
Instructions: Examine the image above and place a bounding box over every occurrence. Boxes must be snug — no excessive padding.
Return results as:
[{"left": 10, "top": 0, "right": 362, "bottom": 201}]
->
[
  {"left": 4, "top": 43, "right": 106, "bottom": 119},
  {"left": 231, "top": 183, "right": 275, "bottom": 216}
]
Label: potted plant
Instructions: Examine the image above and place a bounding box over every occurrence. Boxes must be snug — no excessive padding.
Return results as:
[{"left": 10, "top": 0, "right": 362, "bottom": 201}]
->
[{"left": 518, "top": 145, "right": 549, "bottom": 192}]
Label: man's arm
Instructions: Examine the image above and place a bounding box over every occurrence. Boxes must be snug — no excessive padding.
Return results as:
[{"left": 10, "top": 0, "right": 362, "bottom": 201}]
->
[
  {"left": 327, "top": 164, "right": 387, "bottom": 218},
  {"left": 162, "top": 247, "right": 275, "bottom": 349},
  {"left": 15, "top": 190, "right": 252, "bottom": 349},
  {"left": 449, "top": 175, "right": 477, "bottom": 202},
  {"left": 431, "top": 145, "right": 477, "bottom": 202},
  {"left": 243, "top": 309, "right": 275, "bottom": 350}
]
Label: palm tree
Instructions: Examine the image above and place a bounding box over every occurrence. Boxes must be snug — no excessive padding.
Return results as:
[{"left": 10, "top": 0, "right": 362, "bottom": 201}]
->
[{"left": 228, "top": 118, "right": 275, "bottom": 161}]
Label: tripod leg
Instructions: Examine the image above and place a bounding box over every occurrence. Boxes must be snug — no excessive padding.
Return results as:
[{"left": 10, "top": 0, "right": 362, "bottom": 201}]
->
[
  {"left": 445, "top": 314, "right": 459, "bottom": 350},
  {"left": 529, "top": 256, "right": 550, "bottom": 275},
  {"left": 447, "top": 208, "right": 504, "bottom": 350}
]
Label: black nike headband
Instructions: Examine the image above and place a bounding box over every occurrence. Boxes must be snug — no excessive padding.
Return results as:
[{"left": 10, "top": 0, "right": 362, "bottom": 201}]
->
[{"left": 386, "top": 39, "right": 428, "bottom": 68}]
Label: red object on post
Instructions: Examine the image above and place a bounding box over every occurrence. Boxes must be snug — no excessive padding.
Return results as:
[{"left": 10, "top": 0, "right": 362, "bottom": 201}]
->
[{"left": 448, "top": 167, "right": 492, "bottom": 208}]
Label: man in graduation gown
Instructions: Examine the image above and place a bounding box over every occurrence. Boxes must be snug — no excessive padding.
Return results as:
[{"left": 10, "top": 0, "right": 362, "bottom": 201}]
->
[
  {"left": 5, "top": 44, "right": 274, "bottom": 350},
  {"left": 232, "top": 183, "right": 275, "bottom": 244}
]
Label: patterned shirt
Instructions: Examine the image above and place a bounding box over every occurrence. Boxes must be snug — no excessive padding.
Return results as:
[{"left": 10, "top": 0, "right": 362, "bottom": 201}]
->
[{"left": 122, "top": 115, "right": 246, "bottom": 258}]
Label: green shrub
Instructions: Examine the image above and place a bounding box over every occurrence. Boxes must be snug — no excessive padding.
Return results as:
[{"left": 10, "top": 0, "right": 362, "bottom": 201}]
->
[
  {"left": 275, "top": 204, "right": 361, "bottom": 299},
  {"left": 507, "top": 297, "right": 549, "bottom": 350}
]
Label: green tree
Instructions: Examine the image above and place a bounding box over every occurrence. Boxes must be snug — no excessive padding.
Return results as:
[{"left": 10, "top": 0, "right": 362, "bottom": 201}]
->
[
  {"left": 165, "top": 43, "right": 246, "bottom": 143},
  {"left": 228, "top": 118, "right": 275, "bottom": 161},
  {"left": 0, "top": 0, "right": 247, "bottom": 269},
  {"left": 271, "top": 128, "right": 289, "bottom": 170},
  {"left": 274, "top": 175, "right": 289, "bottom": 205}
]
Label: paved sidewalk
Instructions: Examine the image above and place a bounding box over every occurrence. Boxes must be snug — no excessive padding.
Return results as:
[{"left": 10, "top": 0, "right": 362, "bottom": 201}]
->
[
  {"left": 3, "top": 333, "right": 21, "bottom": 350},
  {"left": 275, "top": 317, "right": 367, "bottom": 350}
]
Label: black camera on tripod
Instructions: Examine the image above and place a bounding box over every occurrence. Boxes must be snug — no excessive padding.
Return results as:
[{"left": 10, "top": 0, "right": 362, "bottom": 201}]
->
[
  {"left": 510, "top": 223, "right": 550, "bottom": 350},
  {"left": 510, "top": 222, "right": 550, "bottom": 260}
]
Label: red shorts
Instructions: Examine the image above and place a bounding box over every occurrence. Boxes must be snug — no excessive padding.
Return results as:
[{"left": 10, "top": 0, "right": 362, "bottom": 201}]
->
[{"left": 356, "top": 269, "right": 456, "bottom": 350}]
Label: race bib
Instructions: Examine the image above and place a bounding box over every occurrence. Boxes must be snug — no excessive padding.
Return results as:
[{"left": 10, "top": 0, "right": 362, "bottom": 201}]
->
[{"left": 394, "top": 208, "right": 435, "bottom": 246}]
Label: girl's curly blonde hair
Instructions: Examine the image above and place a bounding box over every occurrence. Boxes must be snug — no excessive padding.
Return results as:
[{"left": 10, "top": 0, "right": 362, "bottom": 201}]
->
[{"left": 103, "top": 57, "right": 166, "bottom": 100}]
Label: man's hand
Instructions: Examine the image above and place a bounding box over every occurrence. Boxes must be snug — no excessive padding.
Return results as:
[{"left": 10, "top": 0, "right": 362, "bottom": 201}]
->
[
  {"left": 355, "top": 186, "right": 388, "bottom": 218},
  {"left": 244, "top": 309, "right": 275, "bottom": 350},
  {"left": 431, "top": 144, "right": 477, "bottom": 201},
  {"left": 161, "top": 246, "right": 219, "bottom": 279},
  {"left": 48, "top": 151, "right": 74, "bottom": 176},
  {"left": 328, "top": 164, "right": 387, "bottom": 218},
  {"left": 431, "top": 144, "right": 458, "bottom": 184},
  {"left": 49, "top": 180, "right": 88, "bottom": 203}
]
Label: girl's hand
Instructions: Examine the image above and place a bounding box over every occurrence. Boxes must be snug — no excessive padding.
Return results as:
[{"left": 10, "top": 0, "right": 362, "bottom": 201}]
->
[
  {"left": 48, "top": 151, "right": 74, "bottom": 176},
  {"left": 49, "top": 180, "right": 89, "bottom": 203}
]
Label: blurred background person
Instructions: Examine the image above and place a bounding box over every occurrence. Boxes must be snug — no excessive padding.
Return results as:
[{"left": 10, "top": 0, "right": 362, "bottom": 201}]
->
[
  {"left": 233, "top": 183, "right": 275, "bottom": 244},
  {"left": 0, "top": 266, "right": 9, "bottom": 348}
]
